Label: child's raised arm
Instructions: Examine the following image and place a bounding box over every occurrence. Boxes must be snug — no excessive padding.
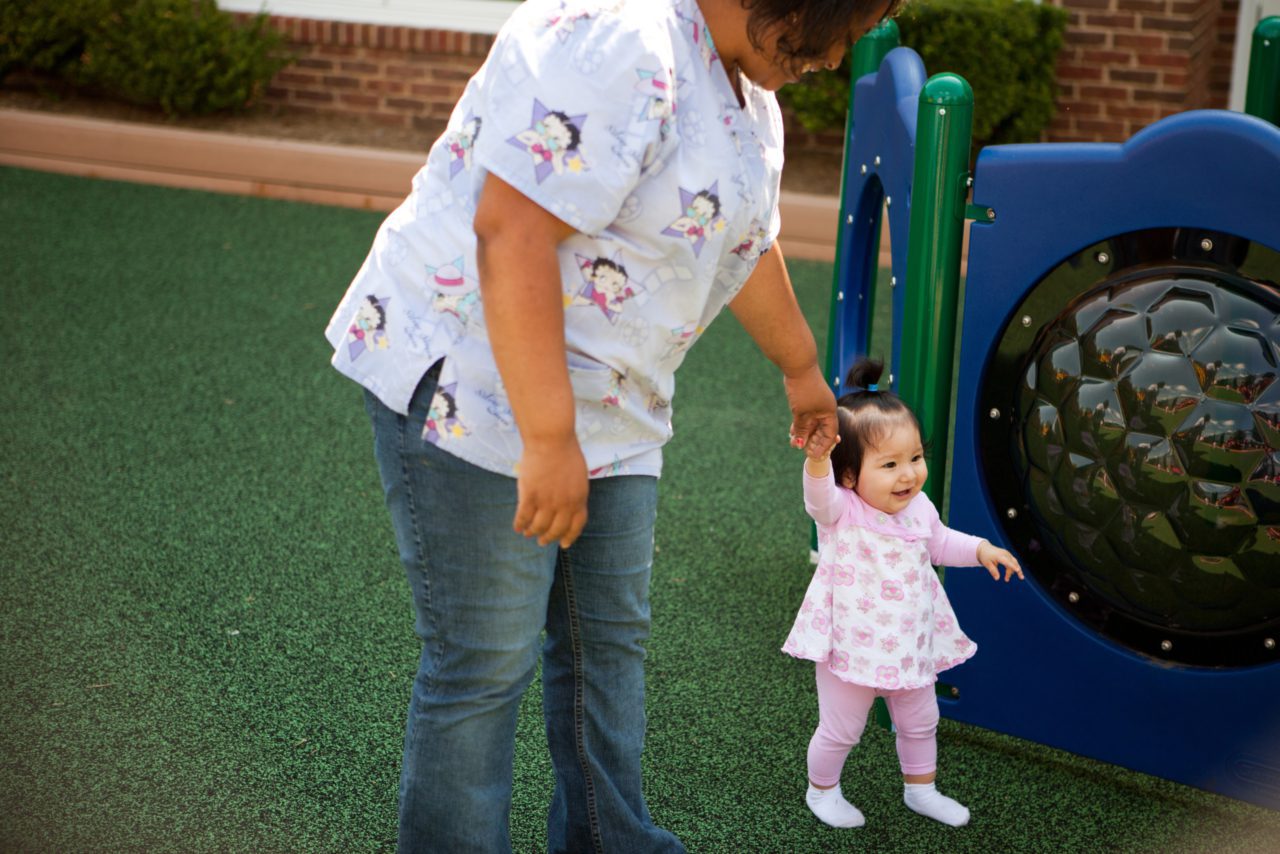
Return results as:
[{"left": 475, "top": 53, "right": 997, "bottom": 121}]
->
[{"left": 802, "top": 444, "right": 846, "bottom": 527}]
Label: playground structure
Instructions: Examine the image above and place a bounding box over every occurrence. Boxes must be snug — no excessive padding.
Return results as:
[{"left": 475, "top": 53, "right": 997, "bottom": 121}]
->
[{"left": 826, "top": 18, "right": 1280, "bottom": 810}]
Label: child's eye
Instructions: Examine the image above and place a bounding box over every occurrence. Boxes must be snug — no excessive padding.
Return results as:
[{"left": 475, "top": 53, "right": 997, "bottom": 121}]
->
[
  {"left": 882, "top": 461, "right": 896, "bottom": 469},
  {"left": 912, "top": 454, "right": 924, "bottom": 462}
]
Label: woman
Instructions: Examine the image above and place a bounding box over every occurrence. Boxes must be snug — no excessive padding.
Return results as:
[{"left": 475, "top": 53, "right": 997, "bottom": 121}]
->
[{"left": 325, "top": 0, "right": 898, "bottom": 851}]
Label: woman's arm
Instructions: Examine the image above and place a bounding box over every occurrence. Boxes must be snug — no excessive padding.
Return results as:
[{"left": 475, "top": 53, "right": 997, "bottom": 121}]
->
[
  {"left": 728, "top": 243, "right": 838, "bottom": 458},
  {"left": 473, "top": 174, "right": 585, "bottom": 548}
]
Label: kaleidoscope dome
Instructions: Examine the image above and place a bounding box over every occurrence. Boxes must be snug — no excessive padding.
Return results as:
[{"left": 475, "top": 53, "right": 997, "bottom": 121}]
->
[{"left": 981, "top": 228, "right": 1280, "bottom": 666}]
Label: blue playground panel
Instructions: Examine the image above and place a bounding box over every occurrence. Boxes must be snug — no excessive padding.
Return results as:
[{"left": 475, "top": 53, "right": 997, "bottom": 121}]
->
[{"left": 834, "top": 48, "right": 1280, "bottom": 809}]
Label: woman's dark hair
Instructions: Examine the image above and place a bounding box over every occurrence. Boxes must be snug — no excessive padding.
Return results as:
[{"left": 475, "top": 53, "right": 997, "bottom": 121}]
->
[
  {"left": 828, "top": 357, "right": 923, "bottom": 488},
  {"left": 743, "top": 0, "right": 908, "bottom": 68}
]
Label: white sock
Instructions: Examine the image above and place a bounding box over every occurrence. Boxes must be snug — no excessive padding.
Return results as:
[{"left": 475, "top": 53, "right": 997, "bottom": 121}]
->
[
  {"left": 904, "top": 781, "right": 970, "bottom": 827},
  {"left": 806, "top": 783, "right": 865, "bottom": 828}
]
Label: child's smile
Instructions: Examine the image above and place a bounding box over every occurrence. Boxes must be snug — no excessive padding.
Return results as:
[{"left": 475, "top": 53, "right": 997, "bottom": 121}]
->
[{"left": 849, "top": 427, "right": 928, "bottom": 516}]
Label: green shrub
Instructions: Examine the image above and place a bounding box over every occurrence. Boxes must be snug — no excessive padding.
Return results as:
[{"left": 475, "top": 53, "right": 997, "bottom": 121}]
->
[
  {"left": 1, "top": 0, "right": 292, "bottom": 116},
  {"left": 0, "top": 0, "right": 109, "bottom": 79},
  {"left": 780, "top": 0, "right": 1069, "bottom": 148}
]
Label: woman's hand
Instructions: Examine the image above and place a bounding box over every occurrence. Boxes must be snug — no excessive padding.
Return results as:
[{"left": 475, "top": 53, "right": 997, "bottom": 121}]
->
[
  {"left": 977, "top": 541, "right": 1024, "bottom": 582},
  {"left": 515, "top": 436, "right": 589, "bottom": 548},
  {"left": 785, "top": 366, "right": 839, "bottom": 459}
]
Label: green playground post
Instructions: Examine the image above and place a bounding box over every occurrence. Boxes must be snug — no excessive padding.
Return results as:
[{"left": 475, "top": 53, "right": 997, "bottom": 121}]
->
[
  {"left": 898, "top": 73, "right": 974, "bottom": 506},
  {"left": 1245, "top": 16, "right": 1280, "bottom": 125},
  {"left": 824, "top": 19, "right": 900, "bottom": 393}
]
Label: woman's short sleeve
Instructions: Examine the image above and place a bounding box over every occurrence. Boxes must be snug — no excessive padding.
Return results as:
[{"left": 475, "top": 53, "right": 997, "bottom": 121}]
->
[{"left": 470, "top": 7, "right": 670, "bottom": 236}]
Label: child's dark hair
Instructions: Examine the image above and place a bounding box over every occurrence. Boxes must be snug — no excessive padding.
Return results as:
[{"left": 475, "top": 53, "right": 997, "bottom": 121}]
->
[{"left": 828, "top": 358, "right": 923, "bottom": 488}]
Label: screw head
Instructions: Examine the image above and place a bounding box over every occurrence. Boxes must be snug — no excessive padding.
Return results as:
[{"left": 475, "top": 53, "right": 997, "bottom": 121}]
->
[
  {"left": 1005, "top": 507, "right": 1018, "bottom": 519},
  {"left": 1096, "top": 251, "right": 1110, "bottom": 264},
  {"left": 950, "top": 686, "right": 959, "bottom": 697},
  {"left": 874, "top": 155, "right": 881, "bottom": 166},
  {"left": 860, "top": 164, "right": 867, "bottom": 175},
  {"left": 939, "top": 107, "right": 947, "bottom": 116},
  {"left": 1021, "top": 315, "right": 1032, "bottom": 327},
  {"left": 890, "top": 276, "right": 897, "bottom": 287},
  {"left": 988, "top": 408, "right": 1001, "bottom": 419},
  {"left": 886, "top": 195, "right": 892, "bottom": 206},
  {"left": 1266, "top": 638, "right": 1276, "bottom": 650},
  {"left": 1160, "top": 639, "right": 1173, "bottom": 652},
  {"left": 836, "top": 291, "right": 844, "bottom": 301},
  {"left": 846, "top": 214, "right": 854, "bottom": 224},
  {"left": 1068, "top": 592, "right": 1080, "bottom": 604},
  {"left": 1200, "top": 238, "right": 1214, "bottom": 251},
  {"left": 966, "top": 176, "right": 974, "bottom": 187},
  {"left": 986, "top": 207, "right": 996, "bottom": 221}
]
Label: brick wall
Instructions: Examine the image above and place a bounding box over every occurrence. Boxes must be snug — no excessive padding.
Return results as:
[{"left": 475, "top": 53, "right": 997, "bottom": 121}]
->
[
  {"left": 247, "top": 5, "right": 1247, "bottom": 152},
  {"left": 247, "top": 15, "right": 491, "bottom": 139},
  {"left": 1047, "top": 0, "right": 1232, "bottom": 142}
]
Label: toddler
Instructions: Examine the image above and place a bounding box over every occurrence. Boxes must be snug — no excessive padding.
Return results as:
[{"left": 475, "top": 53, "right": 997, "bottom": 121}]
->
[{"left": 782, "top": 358, "right": 1022, "bottom": 829}]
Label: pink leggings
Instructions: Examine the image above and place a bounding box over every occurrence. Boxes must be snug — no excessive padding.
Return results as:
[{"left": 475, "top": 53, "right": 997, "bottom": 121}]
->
[{"left": 807, "top": 663, "right": 939, "bottom": 786}]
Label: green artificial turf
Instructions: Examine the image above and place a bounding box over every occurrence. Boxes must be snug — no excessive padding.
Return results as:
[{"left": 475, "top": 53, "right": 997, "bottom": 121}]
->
[{"left": 2, "top": 165, "right": 1277, "bottom": 853}]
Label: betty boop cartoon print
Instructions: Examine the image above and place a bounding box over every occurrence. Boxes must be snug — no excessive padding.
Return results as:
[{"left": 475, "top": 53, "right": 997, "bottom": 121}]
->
[
  {"left": 446, "top": 114, "right": 482, "bottom": 179},
  {"left": 730, "top": 221, "right": 769, "bottom": 264},
  {"left": 426, "top": 258, "right": 481, "bottom": 325},
  {"left": 424, "top": 382, "right": 468, "bottom": 444},
  {"left": 568, "top": 254, "right": 642, "bottom": 323},
  {"left": 347, "top": 295, "right": 390, "bottom": 360},
  {"left": 508, "top": 100, "right": 588, "bottom": 184},
  {"left": 676, "top": 7, "right": 718, "bottom": 70},
  {"left": 661, "top": 183, "right": 726, "bottom": 257}
]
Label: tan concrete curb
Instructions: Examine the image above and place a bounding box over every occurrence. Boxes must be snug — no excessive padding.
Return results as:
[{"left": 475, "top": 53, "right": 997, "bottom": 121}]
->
[{"left": 0, "top": 107, "right": 848, "bottom": 261}]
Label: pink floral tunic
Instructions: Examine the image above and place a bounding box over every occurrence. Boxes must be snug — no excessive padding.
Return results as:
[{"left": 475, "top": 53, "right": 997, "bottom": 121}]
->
[{"left": 782, "top": 469, "right": 985, "bottom": 690}]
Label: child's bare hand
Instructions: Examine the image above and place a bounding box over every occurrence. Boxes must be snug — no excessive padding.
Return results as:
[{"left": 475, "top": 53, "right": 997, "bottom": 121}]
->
[
  {"left": 977, "top": 541, "right": 1023, "bottom": 582},
  {"left": 797, "top": 433, "right": 840, "bottom": 461}
]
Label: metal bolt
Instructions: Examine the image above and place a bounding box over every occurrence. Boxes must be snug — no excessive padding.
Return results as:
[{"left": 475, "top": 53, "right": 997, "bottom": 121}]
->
[
  {"left": 950, "top": 686, "right": 960, "bottom": 697},
  {"left": 939, "top": 107, "right": 947, "bottom": 116},
  {"left": 836, "top": 291, "right": 844, "bottom": 301},
  {"left": 966, "top": 176, "right": 974, "bottom": 187},
  {"left": 986, "top": 207, "right": 996, "bottom": 221},
  {"left": 874, "top": 155, "right": 881, "bottom": 167},
  {"left": 1266, "top": 638, "right": 1276, "bottom": 650},
  {"left": 1096, "top": 251, "right": 1110, "bottom": 264},
  {"left": 1006, "top": 508, "right": 1018, "bottom": 519},
  {"left": 890, "top": 276, "right": 897, "bottom": 287},
  {"left": 1068, "top": 592, "right": 1080, "bottom": 604},
  {"left": 1021, "top": 315, "right": 1032, "bottom": 327},
  {"left": 846, "top": 214, "right": 854, "bottom": 224},
  {"left": 1160, "top": 639, "right": 1173, "bottom": 652},
  {"left": 1200, "top": 238, "right": 1214, "bottom": 251},
  {"left": 988, "top": 408, "right": 1001, "bottom": 419},
  {"left": 886, "top": 195, "right": 892, "bottom": 207},
  {"left": 888, "top": 373, "right": 895, "bottom": 384},
  {"left": 860, "top": 164, "right": 867, "bottom": 175}
]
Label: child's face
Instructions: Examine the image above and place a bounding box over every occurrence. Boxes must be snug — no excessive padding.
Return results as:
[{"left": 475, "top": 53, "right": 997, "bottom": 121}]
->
[{"left": 850, "top": 425, "right": 927, "bottom": 515}]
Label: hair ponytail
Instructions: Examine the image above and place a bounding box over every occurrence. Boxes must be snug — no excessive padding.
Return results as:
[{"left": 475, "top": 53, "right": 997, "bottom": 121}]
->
[{"left": 828, "top": 357, "right": 922, "bottom": 489}]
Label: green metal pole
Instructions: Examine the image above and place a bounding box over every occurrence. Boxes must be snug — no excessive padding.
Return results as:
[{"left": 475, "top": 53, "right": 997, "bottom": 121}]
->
[
  {"left": 899, "top": 73, "right": 973, "bottom": 507},
  {"left": 1245, "top": 16, "right": 1280, "bottom": 125},
  {"left": 824, "top": 19, "right": 900, "bottom": 392}
]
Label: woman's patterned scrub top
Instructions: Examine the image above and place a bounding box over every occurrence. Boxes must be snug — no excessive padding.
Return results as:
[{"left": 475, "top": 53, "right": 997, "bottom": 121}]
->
[{"left": 325, "top": 0, "right": 785, "bottom": 479}]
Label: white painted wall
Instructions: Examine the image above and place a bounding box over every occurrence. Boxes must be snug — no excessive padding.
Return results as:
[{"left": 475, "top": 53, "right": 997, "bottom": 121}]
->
[
  {"left": 215, "top": 1, "right": 521, "bottom": 34},
  {"left": 1230, "top": 0, "right": 1280, "bottom": 111}
]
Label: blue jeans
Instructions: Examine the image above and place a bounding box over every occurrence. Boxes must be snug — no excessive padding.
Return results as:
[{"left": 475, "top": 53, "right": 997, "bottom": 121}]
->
[{"left": 365, "top": 364, "right": 685, "bottom": 854}]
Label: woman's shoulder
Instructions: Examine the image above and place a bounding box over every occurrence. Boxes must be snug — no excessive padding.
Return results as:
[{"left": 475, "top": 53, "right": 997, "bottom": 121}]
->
[{"left": 504, "top": 0, "right": 683, "bottom": 51}]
